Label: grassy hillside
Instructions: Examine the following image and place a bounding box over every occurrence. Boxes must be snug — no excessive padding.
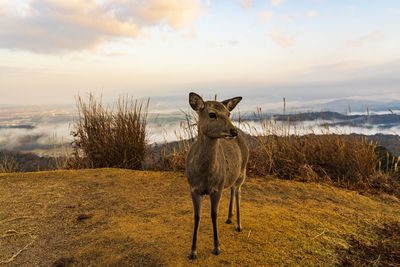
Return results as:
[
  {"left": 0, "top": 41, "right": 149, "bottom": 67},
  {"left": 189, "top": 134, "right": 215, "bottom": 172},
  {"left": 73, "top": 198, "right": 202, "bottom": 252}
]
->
[{"left": 0, "top": 169, "right": 399, "bottom": 266}]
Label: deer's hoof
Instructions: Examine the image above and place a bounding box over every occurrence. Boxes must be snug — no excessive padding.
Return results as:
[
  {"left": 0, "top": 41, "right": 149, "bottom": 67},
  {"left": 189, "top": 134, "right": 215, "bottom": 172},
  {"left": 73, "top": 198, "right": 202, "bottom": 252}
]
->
[
  {"left": 212, "top": 248, "right": 221, "bottom": 256},
  {"left": 235, "top": 226, "right": 242, "bottom": 232},
  {"left": 225, "top": 218, "right": 232, "bottom": 224},
  {"left": 188, "top": 252, "right": 197, "bottom": 260}
]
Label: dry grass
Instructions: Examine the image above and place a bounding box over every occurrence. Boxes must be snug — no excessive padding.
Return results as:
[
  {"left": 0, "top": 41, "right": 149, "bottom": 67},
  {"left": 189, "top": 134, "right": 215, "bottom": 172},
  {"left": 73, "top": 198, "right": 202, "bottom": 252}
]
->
[
  {"left": 247, "top": 134, "right": 376, "bottom": 183},
  {"left": 340, "top": 221, "right": 400, "bottom": 266},
  {"left": 0, "top": 155, "right": 18, "bottom": 173},
  {"left": 245, "top": 109, "right": 376, "bottom": 181},
  {"left": 153, "top": 110, "right": 196, "bottom": 171},
  {"left": 156, "top": 107, "right": 400, "bottom": 197},
  {"left": 244, "top": 109, "right": 400, "bottom": 196},
  {"left": 43, "top": 96, "right": 399, "bottom": 198},
  {"left": 0, "top": 169, "right": 399, "bottom": 266},
  {"left": 68, "top": 94, "right": 149, "bottom": 170}
]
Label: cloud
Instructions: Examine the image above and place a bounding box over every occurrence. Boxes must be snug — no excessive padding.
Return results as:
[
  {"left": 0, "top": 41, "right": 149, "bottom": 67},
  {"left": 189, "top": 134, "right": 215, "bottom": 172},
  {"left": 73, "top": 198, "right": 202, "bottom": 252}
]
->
[
  {"left": 239, "top": 0, "right": 252, "bottom": 10},
  {"left": 271, "top": 0, "right": 285, "bottom": 7},
  {"left": 121, "top": 0, "right": 204, "bottom": 29},
  {"left": 387, "top": 7, "right": 400, "bottom": 15},
  {"left": 298, "top": 59, "right": 400, "bottom": 92},
  {"left": 182, "top": 25, "right": 197, "bottom": 39},
  {"left": 207, "top": 40, "right": 239, "bottom": 47},
  {"left": 228, "top": 40, "right": 239, "bottom": 46},
  {"left": 269, "top": 28, "right": 294, "bottom": 48},
  {"left": 207, "top": 41, "right": 218, "bottom": 47},
  {"left": 103, "top": 52, "right": 125, "bottom": 57},
  {"left": 359, "top": 30, "right": 384, "bottom": 42},
  {"left": 307, "top": 10, "right": 317, "bottom": 17},
  {"left": 0, "top": 0, "right": 205, "bottom": 53},
  {"left": 258, "top": 11, "right": 274, "bottom": 22},
  {"left": 280, "top": 14, "right": 300, "bottom": 23},
  {"left": 348, "top": 29, "right": 384, "bottom": 47},
  {"left": 314, "top": 60, "right": 364, "bottom": 72}
]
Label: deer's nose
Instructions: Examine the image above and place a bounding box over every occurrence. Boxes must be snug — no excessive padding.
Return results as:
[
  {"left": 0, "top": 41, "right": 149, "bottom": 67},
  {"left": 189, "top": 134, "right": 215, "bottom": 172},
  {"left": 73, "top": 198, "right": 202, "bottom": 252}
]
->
[{"left": 230, "top": 128, "right": 238, "bottom": 137}]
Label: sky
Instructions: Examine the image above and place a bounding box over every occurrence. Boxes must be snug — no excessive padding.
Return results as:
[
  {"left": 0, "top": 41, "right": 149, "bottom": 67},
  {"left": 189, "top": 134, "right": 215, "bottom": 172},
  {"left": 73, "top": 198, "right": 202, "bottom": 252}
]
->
[{"left": 0, "top": 0, "right": 400, "bottom": 106}]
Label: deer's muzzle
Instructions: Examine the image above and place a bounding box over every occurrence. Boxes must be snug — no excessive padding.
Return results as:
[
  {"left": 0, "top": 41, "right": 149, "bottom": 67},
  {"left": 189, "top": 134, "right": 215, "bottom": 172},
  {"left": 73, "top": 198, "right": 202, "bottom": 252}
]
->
[{"left": 230, "top": 128, "right": 238, "bottom": 137}]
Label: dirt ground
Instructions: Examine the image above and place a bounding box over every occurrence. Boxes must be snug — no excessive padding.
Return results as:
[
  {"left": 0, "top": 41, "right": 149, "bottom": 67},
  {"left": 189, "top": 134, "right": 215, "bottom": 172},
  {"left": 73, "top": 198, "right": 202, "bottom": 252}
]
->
[{"left": 0, "top": 169, "right": 399, "bottom": 266}]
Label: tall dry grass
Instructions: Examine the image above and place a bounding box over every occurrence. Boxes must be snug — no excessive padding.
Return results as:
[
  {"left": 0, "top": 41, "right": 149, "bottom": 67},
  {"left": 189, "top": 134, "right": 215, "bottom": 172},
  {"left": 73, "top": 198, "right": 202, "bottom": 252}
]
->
[
  {"left": 245, "top": 109, "right": 377, "bottom": 185},
  {"left": 68, "top": 94, "right": 149, "bottom": 170},
  {"left": 153, "top": 110, "right": 197, "bottom": 171},
  {"left": 0, "top": 155, "right": 19, "bottom": 173},
  {"left": 159, "top": 105, "right": 399, "bottom": 196},
  {"left": 244, "top": 108, "right": 400, "bottom": 195}
]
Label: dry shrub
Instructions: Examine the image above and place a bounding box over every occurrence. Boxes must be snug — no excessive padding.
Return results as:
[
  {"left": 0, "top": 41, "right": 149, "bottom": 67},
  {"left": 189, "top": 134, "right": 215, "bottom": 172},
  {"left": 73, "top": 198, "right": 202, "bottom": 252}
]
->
[
  {"left": 341, "top": 221, "right": 400, "bottom": 266},
  {"left": 146, "top": 141, "right": 189, "bottom": 171},
  {"left": 47, "top": 134, "right": 73, "bottom": 170},
  {"left": 161, "top": 107, "right": 379, "bottom": 184},
  {"left": 243, "top": 109, "right": 400, "bottom": 195},
  {"left": 363, "top": 172, "right": 400, "bottom": 197},
  {"left": 153, "top": 111, "right": 196, "bottom": 171},
  {"left": 0, "top": 155, "right": 19, "bottom": 173},
  {"left": 68, "top": 94, "right": 148, "bottom": 170},
  {"left": 248, "top": 134, "right": 377, "bottom": 184},
  {"left": 160, "top": 150, "right": 188, "bottom": 171},
  {"left": 151, "top": 103, "right": 399, "bottom": 196}
]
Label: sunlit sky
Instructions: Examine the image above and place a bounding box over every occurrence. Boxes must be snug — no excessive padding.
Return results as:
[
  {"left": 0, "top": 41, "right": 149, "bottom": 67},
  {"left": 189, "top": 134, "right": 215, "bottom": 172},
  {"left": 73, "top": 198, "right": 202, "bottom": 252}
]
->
[{"left": 1, "top": 0, "right": 399, "bottom": 105}]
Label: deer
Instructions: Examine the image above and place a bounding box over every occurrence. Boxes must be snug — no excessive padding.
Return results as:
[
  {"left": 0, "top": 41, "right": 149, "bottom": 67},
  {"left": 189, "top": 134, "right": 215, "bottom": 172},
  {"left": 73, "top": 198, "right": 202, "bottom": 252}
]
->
[{"left": 186, "top": 92, "right": 249, "bottom": 260}]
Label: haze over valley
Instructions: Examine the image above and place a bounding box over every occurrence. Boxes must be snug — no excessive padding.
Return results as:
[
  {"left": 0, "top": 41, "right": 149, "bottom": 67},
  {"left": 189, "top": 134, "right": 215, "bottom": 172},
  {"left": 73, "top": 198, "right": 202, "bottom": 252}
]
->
[{"left": 1, "top": 94, "right": 399, "bottom": 155}]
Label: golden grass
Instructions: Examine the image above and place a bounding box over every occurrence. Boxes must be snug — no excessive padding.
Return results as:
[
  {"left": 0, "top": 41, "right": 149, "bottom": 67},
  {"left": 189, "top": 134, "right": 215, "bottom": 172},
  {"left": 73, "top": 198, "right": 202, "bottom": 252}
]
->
[
  {"left": 68, "top": 94, "right": 149, "bottom": 170},
  {"left": 0, "top": 155, "right": 19, "bottom": 173},
  {"left": 158, "top": 108, "right": 400, "bottom": 196},
  {"left": 0, "top": 169, "right": 399, "bottom": 266}
]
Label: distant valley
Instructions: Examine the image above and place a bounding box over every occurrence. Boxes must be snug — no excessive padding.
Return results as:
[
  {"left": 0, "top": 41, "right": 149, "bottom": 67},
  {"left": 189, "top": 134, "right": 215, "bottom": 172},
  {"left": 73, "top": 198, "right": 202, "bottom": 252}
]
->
[{"left": 0, "top": 98, "right": 399, "bottom": 156}]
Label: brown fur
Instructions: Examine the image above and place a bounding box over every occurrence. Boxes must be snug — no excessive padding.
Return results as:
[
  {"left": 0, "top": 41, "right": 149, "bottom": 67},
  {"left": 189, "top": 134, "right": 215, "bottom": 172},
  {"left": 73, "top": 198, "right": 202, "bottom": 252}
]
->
[{"left": 186, "top": 92, "right": 249, "bottom": 259}]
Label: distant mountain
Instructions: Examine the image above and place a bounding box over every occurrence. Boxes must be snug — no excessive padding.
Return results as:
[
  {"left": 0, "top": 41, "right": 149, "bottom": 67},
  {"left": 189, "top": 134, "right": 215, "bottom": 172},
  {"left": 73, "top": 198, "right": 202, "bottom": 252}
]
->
[
  {"left": 0, "top": 150, "right": 57, "bottom": 172},
  {"left": 0, "top": 125, "right": 35, "bottom": 129},
  {"left": 297, "top": 98, "right": 400, "bottom": 113},
  {"left": 240, "top": 111, "right": 400, "bottom": 128},
  {"left": 240, "top": 111, "right": 349, "bottom": 121},
  {"left": 359, "top": 134, "right": 400, "bottom": 157}
]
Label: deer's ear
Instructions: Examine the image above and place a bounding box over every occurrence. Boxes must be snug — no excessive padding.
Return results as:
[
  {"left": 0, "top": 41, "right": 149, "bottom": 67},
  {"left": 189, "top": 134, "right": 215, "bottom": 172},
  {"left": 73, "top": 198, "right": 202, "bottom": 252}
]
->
[
  {"left": 222, "top": 97, "right": 242, "bottom": 111},
  {"left": 189, "top": 92, "right": 205, "bottom": 111}
]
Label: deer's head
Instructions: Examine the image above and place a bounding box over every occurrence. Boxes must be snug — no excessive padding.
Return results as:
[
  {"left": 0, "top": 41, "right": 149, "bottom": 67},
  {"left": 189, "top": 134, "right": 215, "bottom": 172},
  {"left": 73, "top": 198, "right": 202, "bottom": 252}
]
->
[{"left": 189, "top": 92, "right": 242, "bottom": 139}]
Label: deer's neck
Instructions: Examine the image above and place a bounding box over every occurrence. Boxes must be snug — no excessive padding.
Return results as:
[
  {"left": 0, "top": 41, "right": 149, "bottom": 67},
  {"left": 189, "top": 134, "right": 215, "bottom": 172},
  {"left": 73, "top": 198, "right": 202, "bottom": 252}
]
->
[{"left": 197, "top": 134, "right": 219, "bottom": 166}]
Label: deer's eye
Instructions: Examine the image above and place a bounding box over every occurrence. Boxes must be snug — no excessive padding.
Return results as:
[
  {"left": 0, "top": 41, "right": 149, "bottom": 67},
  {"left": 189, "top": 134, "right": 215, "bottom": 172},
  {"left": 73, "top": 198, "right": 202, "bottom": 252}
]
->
[{"left": 209, "top": 113, "right": 217, "bottom": 119}]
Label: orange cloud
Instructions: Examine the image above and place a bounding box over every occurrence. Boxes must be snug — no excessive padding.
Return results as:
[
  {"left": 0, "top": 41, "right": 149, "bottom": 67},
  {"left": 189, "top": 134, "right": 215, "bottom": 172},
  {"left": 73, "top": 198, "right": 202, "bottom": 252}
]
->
[
  {"left": 271, "top": 0, "right": 285, "bottom": 7},
  {"left": 0, "top": 0, "right": 205, "bottom": 53},
  {"left": 307, "top": 10, "right": 317, "bottom": 17},
  {"left": 348, "top": 29, "right": 384, "bottom": 47},
  {"left": 239, "top": 0, "right": 252, "bottom": 10},
  {"left": 270, "top": 28, "right": 295, "bottom": 48},
  {"left": 134, "top": 0, "right": 204, "bottom": 29},
  {"left": 258, "top": 11, "right": 274, "bottom": 22}
]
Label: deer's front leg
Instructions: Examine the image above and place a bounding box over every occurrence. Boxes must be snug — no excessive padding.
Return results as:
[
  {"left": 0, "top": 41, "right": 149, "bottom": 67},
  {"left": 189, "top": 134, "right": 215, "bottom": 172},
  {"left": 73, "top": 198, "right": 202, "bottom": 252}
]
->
[
  {"left": 189, "top": 192, "right": 203, "bottom": 260},
  {"left": 210, "top": 190, "right": 222, "bottom": 255}
]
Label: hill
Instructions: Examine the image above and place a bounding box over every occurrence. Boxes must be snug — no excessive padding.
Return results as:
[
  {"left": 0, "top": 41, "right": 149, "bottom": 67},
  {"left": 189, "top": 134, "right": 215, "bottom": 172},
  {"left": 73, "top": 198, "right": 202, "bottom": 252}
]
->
[
  {"left": 241, "top": 111, "right": 400, "bottom": 128},
  {"left": 0, "top": 169, "right": 399, "bottom": 266},
  {"left": 0, "top": 150, "right": 57, "bottom": 172}
]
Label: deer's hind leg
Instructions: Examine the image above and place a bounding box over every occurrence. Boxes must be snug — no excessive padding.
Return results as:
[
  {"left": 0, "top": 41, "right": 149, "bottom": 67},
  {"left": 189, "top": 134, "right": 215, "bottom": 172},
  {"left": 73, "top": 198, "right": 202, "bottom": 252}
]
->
[
  {"left": 226, "top": 187, "right": 235, "bottom": 224},
  {"left": 234, "top": 186, "right": 242, "bottom": 232},
  {"left": 234, "top": 172, "right": 246, "bottom": 232},
  {"left": 189, "top": 192, "right": 203, "bottom": 260}
]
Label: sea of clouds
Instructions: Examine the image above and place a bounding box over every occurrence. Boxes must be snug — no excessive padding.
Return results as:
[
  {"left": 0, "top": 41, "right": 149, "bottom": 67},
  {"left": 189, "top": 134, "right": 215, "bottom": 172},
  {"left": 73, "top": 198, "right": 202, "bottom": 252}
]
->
[{"left": 0, "top": 100, "right": 399, "bottom": 155}]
